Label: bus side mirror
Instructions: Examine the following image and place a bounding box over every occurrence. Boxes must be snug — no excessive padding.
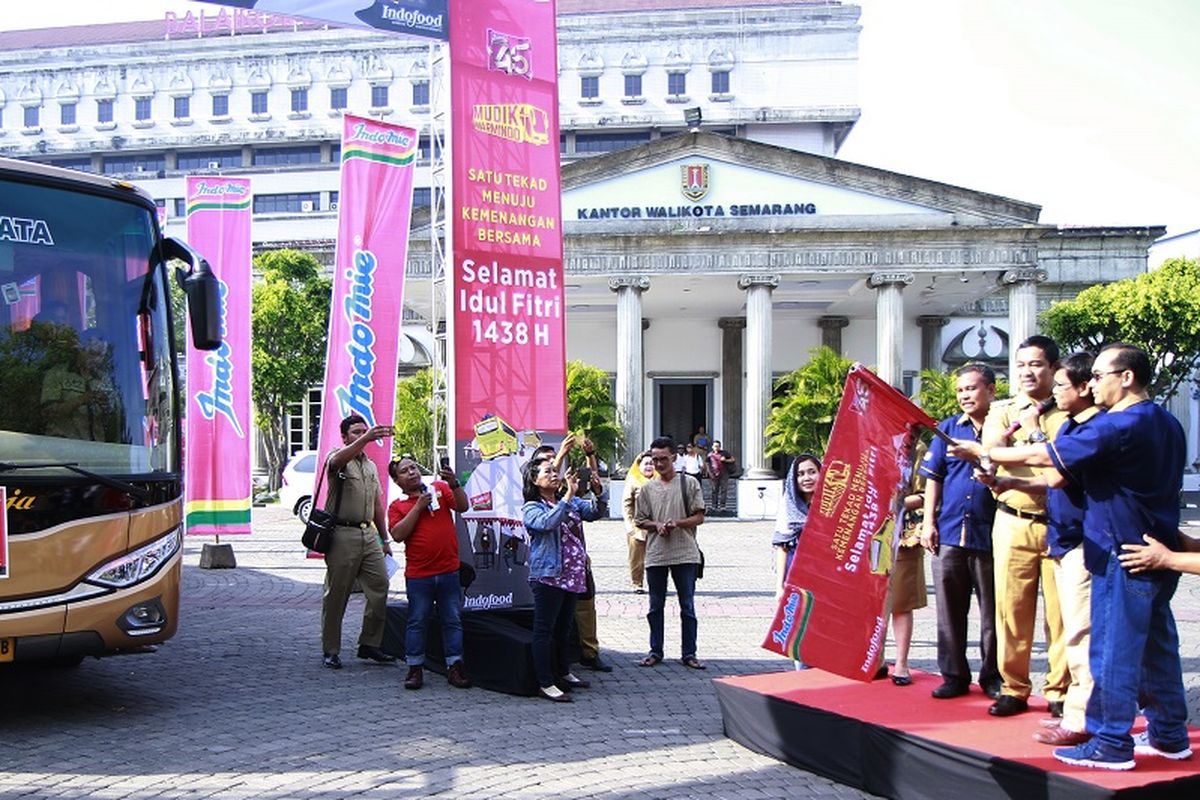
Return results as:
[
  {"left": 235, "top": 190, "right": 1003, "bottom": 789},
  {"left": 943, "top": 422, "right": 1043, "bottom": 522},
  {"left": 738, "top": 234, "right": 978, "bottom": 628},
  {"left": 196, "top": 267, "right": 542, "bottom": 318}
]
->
[{"left": 164, "top": 237, "right": 222, "bottom": 351}]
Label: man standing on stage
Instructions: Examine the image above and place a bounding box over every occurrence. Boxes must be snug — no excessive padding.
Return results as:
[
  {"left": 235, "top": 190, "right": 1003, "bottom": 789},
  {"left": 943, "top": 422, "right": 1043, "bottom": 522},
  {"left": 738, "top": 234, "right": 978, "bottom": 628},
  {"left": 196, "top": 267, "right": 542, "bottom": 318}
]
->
[
  {"left": 387, "top": 456, "right": 472, "bottom": 691},
  {"left": 976, "top": 344, "right": 1191, "bottom": 770},
  {"left": 320, "top": 414, "right": 396, "bottom": 670},
  {"left": 953, "top": 335, "right": 1070, "bottom": 718},
  {"left": 920, "top": 364, "right": 1001, "bottom": 701}
]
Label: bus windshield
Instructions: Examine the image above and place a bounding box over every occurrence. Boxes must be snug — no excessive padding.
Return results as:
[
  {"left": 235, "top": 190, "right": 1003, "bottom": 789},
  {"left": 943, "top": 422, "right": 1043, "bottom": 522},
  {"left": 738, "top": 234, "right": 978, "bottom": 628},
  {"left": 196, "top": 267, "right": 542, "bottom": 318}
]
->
[{"left": 0, "top": 176, "right": 177, "bottom": 476}]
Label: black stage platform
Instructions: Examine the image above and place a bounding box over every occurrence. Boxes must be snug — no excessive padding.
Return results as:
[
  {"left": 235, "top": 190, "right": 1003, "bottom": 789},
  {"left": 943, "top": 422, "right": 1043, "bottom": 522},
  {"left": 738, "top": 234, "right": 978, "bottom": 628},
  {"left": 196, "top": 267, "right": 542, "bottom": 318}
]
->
[
  {"left": 716, "top": 669, "right": 1200, "bottom": 800},
  {"left": 382, "top": 602, "right": 579, "bottom": 696}
]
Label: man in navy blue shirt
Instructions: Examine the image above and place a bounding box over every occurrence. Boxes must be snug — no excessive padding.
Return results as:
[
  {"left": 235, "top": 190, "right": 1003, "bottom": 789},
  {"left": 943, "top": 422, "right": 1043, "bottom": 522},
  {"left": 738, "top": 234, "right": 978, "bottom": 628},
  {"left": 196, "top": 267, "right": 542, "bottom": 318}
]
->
[
  {"left": 975, "top": 344, "right": 1190, "bottom": 771},
  {"left": 920, "top": 364, "right": 1001, "bottom": 701}
]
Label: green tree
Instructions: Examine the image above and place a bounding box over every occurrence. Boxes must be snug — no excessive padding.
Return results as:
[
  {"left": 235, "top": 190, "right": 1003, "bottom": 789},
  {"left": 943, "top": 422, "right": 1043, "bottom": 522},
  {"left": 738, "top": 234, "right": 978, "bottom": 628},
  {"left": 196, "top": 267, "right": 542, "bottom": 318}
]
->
[
  {"left": 764, "top": 346, "right": 854, "bottom": 457},
  {"left": 251, "top": 249, "right": 331, "bottom": 490},
  {"left": 917, "top": 368, "right": 1010, "bottom": 422},
  {"left": 392, "top": 367, "right": 442, "bottom": 469},
  {"left": 565, "top": 360, "right": 622, "bottom": 468},
  {"left": 1040, "top": 257, "right": 1200, "bottom": 400}
]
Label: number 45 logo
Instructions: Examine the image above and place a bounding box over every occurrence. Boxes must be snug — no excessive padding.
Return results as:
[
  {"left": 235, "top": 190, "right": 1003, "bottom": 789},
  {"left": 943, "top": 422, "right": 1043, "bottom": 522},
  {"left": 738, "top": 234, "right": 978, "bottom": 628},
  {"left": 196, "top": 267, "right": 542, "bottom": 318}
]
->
[{"left": 487, "top": 29, "right": 532, "bottom": 81}]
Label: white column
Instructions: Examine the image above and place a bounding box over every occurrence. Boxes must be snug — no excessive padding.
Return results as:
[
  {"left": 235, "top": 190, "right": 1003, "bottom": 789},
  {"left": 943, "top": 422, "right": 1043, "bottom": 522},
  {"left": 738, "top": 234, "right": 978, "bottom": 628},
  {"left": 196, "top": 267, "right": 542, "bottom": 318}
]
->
[
  {"left": 867, "top": 271, "right": 913, "bottom": 389},
  {"left": 609, "top": 276, "right": 650, "bottom": 465},
  {"left": 738, "top": 274, "right": 779, "bottom": 479},
  {"left": 1001, "top": 268, "right": 1047, "bottom": 379}
]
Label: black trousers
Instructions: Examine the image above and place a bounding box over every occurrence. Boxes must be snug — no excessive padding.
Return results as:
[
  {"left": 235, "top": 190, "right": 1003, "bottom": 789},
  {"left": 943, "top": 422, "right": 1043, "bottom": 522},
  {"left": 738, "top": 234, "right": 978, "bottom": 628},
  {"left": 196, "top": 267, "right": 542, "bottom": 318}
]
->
[{"left": 933, "top": 545, "right": 1000, "bottom": 687}]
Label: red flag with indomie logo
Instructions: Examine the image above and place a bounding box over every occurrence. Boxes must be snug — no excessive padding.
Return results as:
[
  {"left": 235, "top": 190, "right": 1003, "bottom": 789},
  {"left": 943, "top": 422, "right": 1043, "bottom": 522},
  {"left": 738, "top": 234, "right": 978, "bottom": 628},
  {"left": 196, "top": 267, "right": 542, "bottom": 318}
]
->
[{"left": 761, "top": 364, "right": 936, "bottom": 681}]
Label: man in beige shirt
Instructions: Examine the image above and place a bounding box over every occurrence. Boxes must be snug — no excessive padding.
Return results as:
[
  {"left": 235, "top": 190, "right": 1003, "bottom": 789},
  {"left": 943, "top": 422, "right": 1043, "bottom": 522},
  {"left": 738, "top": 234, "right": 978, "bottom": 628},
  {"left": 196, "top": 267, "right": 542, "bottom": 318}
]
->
[{"left": 635, "top": 436, "right": 706, "bottom": 670}]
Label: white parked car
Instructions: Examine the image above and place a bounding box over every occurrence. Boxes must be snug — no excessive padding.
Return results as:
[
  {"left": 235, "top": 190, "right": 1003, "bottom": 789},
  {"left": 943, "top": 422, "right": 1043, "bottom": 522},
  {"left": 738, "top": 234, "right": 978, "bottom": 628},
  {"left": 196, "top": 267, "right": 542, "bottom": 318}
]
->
[{"left": 279, "top": 450, "right": 318, "bottom": 522}]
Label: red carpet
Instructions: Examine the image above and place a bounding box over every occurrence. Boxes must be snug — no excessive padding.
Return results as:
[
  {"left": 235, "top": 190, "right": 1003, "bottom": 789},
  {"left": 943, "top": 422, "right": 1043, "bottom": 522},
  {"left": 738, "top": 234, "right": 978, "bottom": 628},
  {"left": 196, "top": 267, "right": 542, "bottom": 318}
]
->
[{"left": 715, "top": 668, "right": 1200, "bottom": 799}]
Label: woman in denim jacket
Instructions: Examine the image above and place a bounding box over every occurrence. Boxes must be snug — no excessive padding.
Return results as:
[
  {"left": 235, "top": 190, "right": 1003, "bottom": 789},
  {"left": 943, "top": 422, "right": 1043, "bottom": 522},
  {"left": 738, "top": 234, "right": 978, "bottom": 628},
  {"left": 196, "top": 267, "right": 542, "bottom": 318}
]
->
[{"left": 521, "top": 453, "right": 609, "bottom": 702}]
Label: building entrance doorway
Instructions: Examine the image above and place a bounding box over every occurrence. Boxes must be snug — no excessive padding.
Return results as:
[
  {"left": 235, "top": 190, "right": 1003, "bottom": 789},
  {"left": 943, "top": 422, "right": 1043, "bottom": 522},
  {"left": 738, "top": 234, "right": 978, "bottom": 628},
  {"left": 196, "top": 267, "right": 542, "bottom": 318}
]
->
[{"left": 655, "top": 379, "right": 711, "bottom": 448}]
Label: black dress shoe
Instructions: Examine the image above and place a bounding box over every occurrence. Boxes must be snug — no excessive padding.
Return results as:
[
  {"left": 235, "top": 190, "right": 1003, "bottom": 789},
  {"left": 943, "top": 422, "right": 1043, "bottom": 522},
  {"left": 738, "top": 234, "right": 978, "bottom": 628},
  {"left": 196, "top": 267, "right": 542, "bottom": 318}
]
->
[
  {"left": 931, "top": 680, "right": 969, "bottom": 699},
  {"left": 322, "top": 653, "right": 342, "bottom": 670},
  {"left": 556, "top": 675, "right": 590, "bottom": 691},
  {"left": 404, "top": 666, "right": 423, "bottom": 690},
  {"left": 981, "top": 681, "right": 1003, "bottom": 700},
  {"left": 357, "top": 644, "right": 397, "bottom": 663},
  {"left": 1048, "top": 700, "right": 1065, "bottom": 718},
  {"left": 874, "top": 664, "right": 889, "bottom": 680},
  {"left": 579, "top": 654, "right": 613, "bottom": 672},
  {"left": 988, "top": 695, "right": 1029, "bottom": 717}
]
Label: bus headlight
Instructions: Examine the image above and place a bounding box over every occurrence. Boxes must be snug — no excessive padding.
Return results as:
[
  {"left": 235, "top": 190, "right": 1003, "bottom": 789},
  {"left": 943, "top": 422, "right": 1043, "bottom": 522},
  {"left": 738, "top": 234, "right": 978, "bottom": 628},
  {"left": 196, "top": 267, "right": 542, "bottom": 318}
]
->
[{"left": 86, "top": 527, "right": 181, "bottom": 589}]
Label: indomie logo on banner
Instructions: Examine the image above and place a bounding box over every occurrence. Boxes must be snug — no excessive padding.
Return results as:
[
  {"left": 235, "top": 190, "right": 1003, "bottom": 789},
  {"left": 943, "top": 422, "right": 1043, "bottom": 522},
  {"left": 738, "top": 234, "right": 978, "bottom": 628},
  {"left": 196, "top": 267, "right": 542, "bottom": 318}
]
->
[
  {"left": 473, "top": 104, "right": 550, "bottom": 146},
  {"left": 332, "top": 249, "right": 381, "bottom": 427},
  {"left": 194, "top": 280, "right": 244, "bottom": 438}
]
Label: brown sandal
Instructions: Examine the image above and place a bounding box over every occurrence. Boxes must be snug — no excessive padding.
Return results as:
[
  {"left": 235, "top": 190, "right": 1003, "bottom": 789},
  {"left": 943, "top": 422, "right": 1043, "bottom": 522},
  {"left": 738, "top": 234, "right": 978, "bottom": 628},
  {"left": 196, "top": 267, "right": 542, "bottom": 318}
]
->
[
  {"left": 637, "top": 653, "right": 662, "bottom": 667},
  {"left": 681, "top": 656, "right": 706, "bottom": 670}
]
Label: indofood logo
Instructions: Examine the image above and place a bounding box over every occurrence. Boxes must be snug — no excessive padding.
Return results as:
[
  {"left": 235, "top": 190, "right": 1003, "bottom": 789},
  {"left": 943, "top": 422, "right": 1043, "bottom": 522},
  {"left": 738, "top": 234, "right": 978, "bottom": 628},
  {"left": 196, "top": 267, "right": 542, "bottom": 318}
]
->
[
  {"left": 364, "top": 1, "right": 447, "bottom": 38},
  {"left": 473, "top": 104, "right": 550, "bottom": 146},
  {"left": 681, "top": 163, "right": 710, "bottom": 202},
  {"left": 464, "top": 592, "right": 514, "bottom": 610}
]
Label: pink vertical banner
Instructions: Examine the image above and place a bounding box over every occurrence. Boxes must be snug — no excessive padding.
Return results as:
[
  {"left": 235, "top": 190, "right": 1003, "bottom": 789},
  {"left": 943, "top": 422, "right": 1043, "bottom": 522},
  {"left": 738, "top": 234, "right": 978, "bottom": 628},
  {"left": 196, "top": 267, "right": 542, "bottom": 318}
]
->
[
  {"left": 449, "top": 0, "right": 565, "bottom": 608},
  {"left": 184, "top": 176, "right": 253, "bottom": 535},
  {"left": 313, "top": 115, "right": 417, "bottom": 503}
]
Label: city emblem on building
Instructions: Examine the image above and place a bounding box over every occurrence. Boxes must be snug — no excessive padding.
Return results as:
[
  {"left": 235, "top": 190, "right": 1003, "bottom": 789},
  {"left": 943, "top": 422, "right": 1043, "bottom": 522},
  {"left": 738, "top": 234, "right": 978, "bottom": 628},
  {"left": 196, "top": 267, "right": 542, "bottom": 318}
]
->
[{"left": 681, "top": 163, "right": 710, "bottom": 202}]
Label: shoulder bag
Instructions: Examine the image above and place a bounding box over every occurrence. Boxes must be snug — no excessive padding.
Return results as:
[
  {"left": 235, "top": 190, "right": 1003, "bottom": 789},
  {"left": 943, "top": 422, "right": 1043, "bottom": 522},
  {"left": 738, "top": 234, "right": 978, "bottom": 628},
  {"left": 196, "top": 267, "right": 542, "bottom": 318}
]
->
[
  {"left": 679, "top": 473, "right": 705, "bottom": 579},
  {"left": 301, "top": 455, "right": 344, "bottom": 554}
]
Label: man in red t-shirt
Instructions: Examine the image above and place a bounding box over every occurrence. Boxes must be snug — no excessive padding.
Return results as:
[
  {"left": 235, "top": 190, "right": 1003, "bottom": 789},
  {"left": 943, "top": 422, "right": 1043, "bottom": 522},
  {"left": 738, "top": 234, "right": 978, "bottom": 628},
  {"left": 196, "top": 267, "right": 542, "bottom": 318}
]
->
[{"left": 387, "top": 456, "right": 471, "bottom": 691}]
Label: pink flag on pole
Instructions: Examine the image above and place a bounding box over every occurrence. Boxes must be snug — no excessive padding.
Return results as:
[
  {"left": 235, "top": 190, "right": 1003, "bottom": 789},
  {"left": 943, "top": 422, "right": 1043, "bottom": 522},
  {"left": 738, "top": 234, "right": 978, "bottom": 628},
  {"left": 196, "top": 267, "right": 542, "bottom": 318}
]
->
[
  {"left": 313, "top": 115, "right": 418, "bottom": 509},
  {"left": 184, "top": 176, "right": 253, "bottom": 535}
]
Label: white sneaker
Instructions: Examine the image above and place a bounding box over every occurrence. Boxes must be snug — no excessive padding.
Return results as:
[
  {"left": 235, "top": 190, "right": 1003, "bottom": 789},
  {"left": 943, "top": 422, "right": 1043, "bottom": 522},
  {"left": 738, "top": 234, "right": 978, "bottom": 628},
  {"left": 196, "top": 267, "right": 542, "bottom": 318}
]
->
[{"left": 1132, "top": 730, "right": 1193, "bottom": 760}]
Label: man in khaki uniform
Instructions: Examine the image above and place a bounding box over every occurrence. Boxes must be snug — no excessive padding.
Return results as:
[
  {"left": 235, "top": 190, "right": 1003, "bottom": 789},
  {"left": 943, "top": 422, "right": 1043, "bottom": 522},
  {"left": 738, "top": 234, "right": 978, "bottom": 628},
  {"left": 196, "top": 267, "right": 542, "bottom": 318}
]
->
[
  {"left": 320, "top": 414, "right": 396, "bottom": 669},
  {"left": 957, "top": 336, "right": 1070, "bottom": 717}
]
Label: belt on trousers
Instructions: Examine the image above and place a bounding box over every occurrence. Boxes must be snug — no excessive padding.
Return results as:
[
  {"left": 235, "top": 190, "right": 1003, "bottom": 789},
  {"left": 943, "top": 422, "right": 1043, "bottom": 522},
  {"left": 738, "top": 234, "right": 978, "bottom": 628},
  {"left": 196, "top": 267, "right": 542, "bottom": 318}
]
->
[
  {"left": 338, "top": 520, "right": 372, "bottom": 530},
  {"left": 997, "top": 502, "right": 1048, "bottom": 524}
]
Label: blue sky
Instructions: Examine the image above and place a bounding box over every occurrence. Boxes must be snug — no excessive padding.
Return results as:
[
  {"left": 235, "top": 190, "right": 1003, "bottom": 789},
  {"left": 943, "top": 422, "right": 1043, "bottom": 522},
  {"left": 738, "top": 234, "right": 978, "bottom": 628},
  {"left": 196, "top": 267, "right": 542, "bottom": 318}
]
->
[{"left": 6, "top": 0, "right": 1198, "bottom": 237}]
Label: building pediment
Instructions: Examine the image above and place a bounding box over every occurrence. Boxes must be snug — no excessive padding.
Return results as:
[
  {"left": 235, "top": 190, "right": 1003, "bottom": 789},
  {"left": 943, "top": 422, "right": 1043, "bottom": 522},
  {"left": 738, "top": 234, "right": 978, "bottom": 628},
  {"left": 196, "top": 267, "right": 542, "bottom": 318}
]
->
[{"left": 562, "top": 132, "right": 1043, "bottom": 231}]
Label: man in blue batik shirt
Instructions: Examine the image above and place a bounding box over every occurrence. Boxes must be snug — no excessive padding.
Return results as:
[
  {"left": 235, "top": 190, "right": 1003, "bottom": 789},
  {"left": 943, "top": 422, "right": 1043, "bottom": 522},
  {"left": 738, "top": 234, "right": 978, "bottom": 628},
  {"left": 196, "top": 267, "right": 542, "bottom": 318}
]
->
[
  {"left": 920, "top": 364, "right": 1001, "bottom": 701},
  {"left": 971, "top": 344, "right": 1190, "bottom": 771}
]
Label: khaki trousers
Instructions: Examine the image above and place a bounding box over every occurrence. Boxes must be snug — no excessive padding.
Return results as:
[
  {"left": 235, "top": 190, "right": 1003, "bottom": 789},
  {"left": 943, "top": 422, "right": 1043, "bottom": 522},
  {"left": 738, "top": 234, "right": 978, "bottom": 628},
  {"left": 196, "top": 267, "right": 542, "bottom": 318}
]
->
[
  {"left": 991, "top": 510, "right": 1069, "bottom": 701},
  {"left": 321, "top": 525, "right": 389, "bottom": 655},
  {"left": 574, "top": 594, "right": 600, "bottom": 660},
  {"left": 627, "top": 533, "right": 646, "bottom": 589},
  {"left": 1054, "top": 547, "right": 1093, "bottom": 733}
]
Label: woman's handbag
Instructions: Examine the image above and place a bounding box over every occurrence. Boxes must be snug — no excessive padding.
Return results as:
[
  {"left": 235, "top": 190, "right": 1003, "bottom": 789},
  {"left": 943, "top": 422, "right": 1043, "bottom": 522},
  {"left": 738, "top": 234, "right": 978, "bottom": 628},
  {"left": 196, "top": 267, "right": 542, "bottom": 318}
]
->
[{"left": 301, "top": 456, "right": 343, "bottom": 554}]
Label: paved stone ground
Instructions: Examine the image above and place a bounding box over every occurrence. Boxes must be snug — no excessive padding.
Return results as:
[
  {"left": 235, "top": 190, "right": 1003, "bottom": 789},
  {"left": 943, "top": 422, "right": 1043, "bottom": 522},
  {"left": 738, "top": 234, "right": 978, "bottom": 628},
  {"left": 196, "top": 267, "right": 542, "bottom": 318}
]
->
[{"left": 3, "top": 506, "right": 1199, "bottom": 799}]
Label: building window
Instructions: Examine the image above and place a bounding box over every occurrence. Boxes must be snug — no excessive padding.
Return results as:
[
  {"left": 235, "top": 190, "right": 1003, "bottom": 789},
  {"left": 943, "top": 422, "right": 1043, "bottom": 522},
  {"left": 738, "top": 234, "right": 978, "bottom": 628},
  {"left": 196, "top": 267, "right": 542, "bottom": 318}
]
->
[
  {"left": 60, "top": 103, "right": 76, "bottom": 126},
  {"left": 253, "top": 192, "right": 321, "bottom": 214},
  {"left": 412, "top": 81, "right": 429, "bottom": 106},
  {"left": 252, "top": 146, "right": 322, "bottom": 167},
  {"left": 97, "top": 98, "right": 114, "bottom": 124},
  {"left": 23, "top": 106, "right": 39, "bottom": 129},
  {"left": 330, "top": 144, "right": 341, "bottom": 162},
  {"left": 102, "top": 154, "right": 166, "bottom": 175},
  {"left": 329, "top": 190, "right": 339, "bottom": 208},
  {"left": 580, "top": 76, "right": 599, "bottom": 100},
  {"left": 251, "top": 91, "right": 268, "bottom": 115},
  {"left": 624, "top": 74, "right": 642, "bottom": 99},
  {"left": 711, "top": 71, "right": 730, "bottom": 95},
  {"left": 212, "top": 94, "right": 229, "bottom": 117},
  {"left": 173, "top": 198, "right": 186, "bottom": 217},
  {"left": 330, "top": 87, "right": 347, "bottom": 111},
  {"left": 371, "top": 85, "right": 389, "bottom": 108},
  {"left": 48, "top": 157, "right": 92, "bottom": 173},
  {"left": 667, "top": 73, "right": 687, "bottom": 97},
  {"left": 413, "top": 187, "right": 431, "bottom": 207},
  {"left": 418, "top": 137, "right": 431, "bottom": 160},
  {"left": 135, "top": 97, "right": 152, "bottom": 121},
  {"left": 574, "top": 131, "right": 652, "bottom": 154},
  {"left": 173, "top": 96, "right": 190, "bottom": 120},
  {"left": 176, "top": 149, "right": 243, "bottom": 171},
  {"left": 291, "top": 88, "right": 308, "bottom": 113}
]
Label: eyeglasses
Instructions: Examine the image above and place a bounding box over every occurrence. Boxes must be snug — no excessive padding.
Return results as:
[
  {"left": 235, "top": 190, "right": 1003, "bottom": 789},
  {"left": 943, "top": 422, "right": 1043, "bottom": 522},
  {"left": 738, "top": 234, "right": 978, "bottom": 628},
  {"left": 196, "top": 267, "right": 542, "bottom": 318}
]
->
[{"left": 1090, "top": 369, "right": 1125, "bottom": 381}]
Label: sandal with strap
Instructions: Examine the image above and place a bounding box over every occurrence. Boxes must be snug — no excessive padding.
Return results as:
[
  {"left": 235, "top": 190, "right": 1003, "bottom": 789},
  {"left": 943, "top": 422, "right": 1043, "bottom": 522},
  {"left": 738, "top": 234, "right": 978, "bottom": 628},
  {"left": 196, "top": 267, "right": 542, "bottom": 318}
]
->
[
  {"left": 681, "top": 656, "right": 707, "bottom": 670},
  {"left": 637, "top": 653, "right": 662, "bottom": 667}
]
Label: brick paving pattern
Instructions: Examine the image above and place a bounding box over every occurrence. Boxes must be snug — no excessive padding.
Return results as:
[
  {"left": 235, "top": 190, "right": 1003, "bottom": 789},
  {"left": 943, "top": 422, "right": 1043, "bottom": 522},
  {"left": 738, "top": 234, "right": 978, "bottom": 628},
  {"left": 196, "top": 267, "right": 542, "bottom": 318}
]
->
[{"left": 3, "top": 505, "right": 1198, "bottom": 798}]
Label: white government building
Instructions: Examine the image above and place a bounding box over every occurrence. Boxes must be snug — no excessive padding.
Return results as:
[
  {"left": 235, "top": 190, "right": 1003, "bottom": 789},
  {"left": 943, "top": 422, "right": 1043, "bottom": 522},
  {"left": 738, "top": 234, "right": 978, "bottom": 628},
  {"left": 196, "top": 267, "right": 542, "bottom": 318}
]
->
[{"left": 2, "top": 0, "right": 1193, "bottom": 513}]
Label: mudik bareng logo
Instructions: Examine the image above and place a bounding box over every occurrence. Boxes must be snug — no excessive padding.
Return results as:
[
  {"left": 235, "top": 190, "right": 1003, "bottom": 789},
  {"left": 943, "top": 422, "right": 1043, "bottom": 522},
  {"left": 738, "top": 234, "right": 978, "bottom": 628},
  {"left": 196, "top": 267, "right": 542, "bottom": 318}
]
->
[
  {"left": 194, "top": 280, "right": 244, "bottom": 437},
  {"left": 473, "top": 104, "right": 549, "bottom": 146},
  {"left": 333, "top": 249, "right": 381, "bottom": 427}
]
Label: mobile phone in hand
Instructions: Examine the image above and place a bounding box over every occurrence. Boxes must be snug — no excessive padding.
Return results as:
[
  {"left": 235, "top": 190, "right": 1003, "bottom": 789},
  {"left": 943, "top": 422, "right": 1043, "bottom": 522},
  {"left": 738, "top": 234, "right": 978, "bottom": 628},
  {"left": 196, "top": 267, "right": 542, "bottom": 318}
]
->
[{"left": 575, "top": 467, "right": 592, "bottom": 494}]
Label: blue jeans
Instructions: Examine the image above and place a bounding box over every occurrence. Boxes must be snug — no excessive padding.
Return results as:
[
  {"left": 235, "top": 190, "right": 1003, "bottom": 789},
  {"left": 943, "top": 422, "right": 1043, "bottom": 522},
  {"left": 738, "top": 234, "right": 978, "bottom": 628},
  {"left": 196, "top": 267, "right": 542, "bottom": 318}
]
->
[
  {"left": 405, "top": 570, "right": 464, "bottom": 668},
  {"left": 646, "top": 563, "right": 699, "bottom": 659},
  {"left": 1085, "top": 551, "right": 1188, "bottom": 754},
  {"left": 530, "top": 581, "right": 577, "bottom": 688}
]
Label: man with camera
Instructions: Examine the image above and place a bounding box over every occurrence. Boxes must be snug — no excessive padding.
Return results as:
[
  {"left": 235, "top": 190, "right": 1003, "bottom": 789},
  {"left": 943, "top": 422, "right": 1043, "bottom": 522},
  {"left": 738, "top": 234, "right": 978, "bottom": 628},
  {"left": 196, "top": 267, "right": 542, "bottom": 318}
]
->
[{"left": 387, "top": 455, "right": 472, "bottom": 691}]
